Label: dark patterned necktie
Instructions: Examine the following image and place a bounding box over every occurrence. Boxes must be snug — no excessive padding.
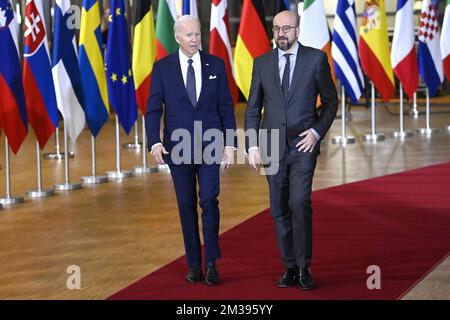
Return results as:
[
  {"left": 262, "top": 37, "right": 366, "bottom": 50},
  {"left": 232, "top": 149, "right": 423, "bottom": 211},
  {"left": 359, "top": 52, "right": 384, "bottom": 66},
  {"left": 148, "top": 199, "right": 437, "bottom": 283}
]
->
[
  {"left": 186, "top": 59, "right": 197, "bottom": 107},
  {"left": 281, "top": 53, "right": 292, "bottom": 100}
]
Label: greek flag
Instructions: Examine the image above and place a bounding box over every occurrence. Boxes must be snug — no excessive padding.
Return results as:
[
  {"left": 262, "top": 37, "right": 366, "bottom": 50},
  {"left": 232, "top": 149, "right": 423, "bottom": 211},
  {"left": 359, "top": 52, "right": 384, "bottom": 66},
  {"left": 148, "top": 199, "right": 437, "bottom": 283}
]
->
[{"left": 331, "top": 0, "right": 364, "bottom": 104}]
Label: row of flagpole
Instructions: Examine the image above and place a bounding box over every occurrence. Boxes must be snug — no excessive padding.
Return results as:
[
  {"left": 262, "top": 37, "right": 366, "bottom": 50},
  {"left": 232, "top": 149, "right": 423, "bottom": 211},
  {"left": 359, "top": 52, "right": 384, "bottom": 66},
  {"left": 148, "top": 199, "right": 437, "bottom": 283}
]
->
[
  {"left": 330, "top": 0, "right": 450, "bottom": 145},
  {"left": 0, "top": 113, "right": 167, "bottom": 210},
  {"left": 332, "top": 83, "right": 450, "bottom": 147},
  {"left": 1, "top": 0, "right": 449, "bottom": 211}
]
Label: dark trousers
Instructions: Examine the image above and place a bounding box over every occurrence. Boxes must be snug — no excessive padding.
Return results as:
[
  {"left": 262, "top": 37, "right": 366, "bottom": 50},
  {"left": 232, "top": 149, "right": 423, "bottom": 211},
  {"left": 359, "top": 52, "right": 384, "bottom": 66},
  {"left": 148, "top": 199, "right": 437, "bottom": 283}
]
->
[
  {"left": 266, "top": 146, "right": 318, "bottom": 270},
  {"left": 169, "top": 163, "right": 222, "bottom": 268}
]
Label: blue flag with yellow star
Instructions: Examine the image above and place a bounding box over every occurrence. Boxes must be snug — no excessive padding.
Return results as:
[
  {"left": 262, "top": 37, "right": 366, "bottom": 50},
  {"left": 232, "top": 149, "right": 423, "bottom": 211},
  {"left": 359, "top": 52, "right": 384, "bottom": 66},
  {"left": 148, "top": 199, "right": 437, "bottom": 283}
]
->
[{"left": 105, "top": 0, "right": 137, "bottom": 134}]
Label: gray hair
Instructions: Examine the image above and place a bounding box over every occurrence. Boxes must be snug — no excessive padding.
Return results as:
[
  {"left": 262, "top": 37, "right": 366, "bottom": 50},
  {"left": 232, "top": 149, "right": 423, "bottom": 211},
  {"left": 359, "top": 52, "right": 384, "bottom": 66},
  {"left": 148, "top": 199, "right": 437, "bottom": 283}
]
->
[{"left": 174, "top": 15, "right": 201, "bottom": 35}]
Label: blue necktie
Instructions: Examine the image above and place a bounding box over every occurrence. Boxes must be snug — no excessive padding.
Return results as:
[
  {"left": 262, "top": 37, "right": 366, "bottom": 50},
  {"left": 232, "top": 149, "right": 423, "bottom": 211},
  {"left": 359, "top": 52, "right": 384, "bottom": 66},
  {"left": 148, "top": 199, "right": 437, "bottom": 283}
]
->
[
  {"left": 186, "top": 59, "right": 197, "bottom": 107},
  {"left": 281, "top": 53, "right": 292, "bottom": 100}
]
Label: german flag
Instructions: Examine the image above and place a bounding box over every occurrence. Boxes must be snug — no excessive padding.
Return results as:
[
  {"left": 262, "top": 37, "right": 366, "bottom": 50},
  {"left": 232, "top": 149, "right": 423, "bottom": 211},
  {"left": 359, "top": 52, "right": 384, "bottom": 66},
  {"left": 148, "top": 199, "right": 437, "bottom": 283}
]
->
[
  {"left": 132, "top": 0, "right": 157, "bottom": 114},
  {"left": 234, "top": 0, "right": 271, "bottom": 100}
]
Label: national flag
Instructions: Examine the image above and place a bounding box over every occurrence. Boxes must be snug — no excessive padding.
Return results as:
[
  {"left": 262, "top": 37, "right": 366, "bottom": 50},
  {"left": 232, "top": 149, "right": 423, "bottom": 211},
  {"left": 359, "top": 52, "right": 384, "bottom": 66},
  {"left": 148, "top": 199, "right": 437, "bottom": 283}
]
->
[
  {"left": 359, "top": 0, "right": 395, "bottom": 102},
  {"left": 209, "top": 0, "right": 238, "bottom": 106},
  {"left": 79, "top": 0, "right": 110, "bottom": 137},
  {"left": 52, "top": 0, "right": 86, "bottom": 143},
  {"left": 234, "top": 0, "right": 270, "bottom": 100},
  {"left": 105, "top": 0, "right": 138, "bottom": 134},
  {"left": 418, "top": 0, "right": 444, "bottom": 96},
  {"left": 332, "top": 0, "right": 365, "bottom": 104},
  {"left": 22, "top": 0, "right": 58, "bottom": 149},
  {"left": 441, "top": 0, "right": 450, "bottom": 80},
  {"left": 182, "top": 0, "right": 198, "bottom": 16},
  {"left": 156, "top": 0, "right": 178, "bottom": 60},
  {"left": 391, "top": 0, "right": 419, "bottom": 99},
  {"left": 133, "top": 0, "right": 156, "bottom": 114},
  {"left": 0, "top": 0, "right": 27, "bottom": 154},
  {"left": 299, "top": 0, "right": 336, "bottom": 84}
]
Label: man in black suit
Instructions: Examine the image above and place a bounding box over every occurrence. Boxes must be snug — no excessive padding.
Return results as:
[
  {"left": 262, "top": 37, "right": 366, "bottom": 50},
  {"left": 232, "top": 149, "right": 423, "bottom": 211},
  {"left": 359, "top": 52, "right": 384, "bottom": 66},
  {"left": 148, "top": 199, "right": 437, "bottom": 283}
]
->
[
  {"left": 146, "top": 15, "right": 237, "bottom": 285},
  {"left": 245, "top": 10, "right": 338, "bottom": 290}
]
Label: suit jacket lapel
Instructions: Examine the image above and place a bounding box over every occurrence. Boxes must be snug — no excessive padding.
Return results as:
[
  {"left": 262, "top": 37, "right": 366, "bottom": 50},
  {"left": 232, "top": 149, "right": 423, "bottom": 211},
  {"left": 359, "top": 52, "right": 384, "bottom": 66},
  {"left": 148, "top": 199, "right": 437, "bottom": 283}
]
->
[
  {"left": 196, "top": 51, "right": 209, "bottom": 107},
  {"left": 271, "top": 49, "right": 284, "bottom": 101},
  {"left": 173, "top": 52, "right": 195, "bottom": 107},
  {"left": 288, "top": 43, "right": 307, "bottom": 102}
]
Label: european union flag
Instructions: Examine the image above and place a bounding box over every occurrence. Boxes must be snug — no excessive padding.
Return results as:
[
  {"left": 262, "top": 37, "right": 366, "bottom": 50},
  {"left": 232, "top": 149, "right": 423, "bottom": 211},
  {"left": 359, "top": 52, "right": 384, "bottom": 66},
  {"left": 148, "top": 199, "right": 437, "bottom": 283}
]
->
[{"left": 105, "top": 0, "right": 138, "bottom": 134}]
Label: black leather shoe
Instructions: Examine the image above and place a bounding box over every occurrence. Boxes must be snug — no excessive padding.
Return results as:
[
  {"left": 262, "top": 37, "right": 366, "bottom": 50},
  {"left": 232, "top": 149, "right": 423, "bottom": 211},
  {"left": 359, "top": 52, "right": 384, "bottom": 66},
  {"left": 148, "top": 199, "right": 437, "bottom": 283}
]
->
[
  {"left": 277, "top": 268, "right": 299, "bottom": 288},
  {"left": 204, "top": 263, "right": 220, "bottom": 286},
  {"left": 298, "top": 268, "right": 315, "bottom": 290},
  {"left": 185, "top": 267, "right": 202, "bottom": 283}
]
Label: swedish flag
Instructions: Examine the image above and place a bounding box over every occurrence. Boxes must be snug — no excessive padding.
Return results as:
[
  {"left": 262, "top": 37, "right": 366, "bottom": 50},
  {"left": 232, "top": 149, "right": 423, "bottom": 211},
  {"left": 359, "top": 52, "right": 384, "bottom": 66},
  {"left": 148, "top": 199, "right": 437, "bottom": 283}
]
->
[
  {"left": 105, "top": 0, "right": 138, "bottom": 134},
  {"left": 78, "top": 0, "right": 110, "bottom": 137}
]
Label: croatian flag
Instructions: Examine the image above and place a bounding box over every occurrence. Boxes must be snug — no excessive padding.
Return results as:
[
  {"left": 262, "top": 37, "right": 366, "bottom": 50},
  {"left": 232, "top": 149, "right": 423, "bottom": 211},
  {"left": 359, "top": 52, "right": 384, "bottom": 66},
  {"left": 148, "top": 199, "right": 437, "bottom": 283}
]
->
[
  {"left": 391, "top": 0, "right": 419, "bottom": 99},
  {"left": 52, "top": 0, "right": 86, "bottom": 143},
  {"left": 418, "top": 0, "right": 444, "bottom": 96},
  {"left": 0, "top": 0, "right": 28, "bottom": 154},
  {"left": 23, "top": 0, "right": 58, "bottom": 149}
]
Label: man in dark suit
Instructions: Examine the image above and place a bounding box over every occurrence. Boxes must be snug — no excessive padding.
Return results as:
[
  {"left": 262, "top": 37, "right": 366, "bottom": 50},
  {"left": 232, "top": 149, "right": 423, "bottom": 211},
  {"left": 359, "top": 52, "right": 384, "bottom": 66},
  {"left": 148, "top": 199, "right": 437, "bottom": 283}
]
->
[
  {"left": 146, "top": 15, "right": 237, "bottom": 286},
  {"left": 245, "top": 10, "right": 338, "bottom": 290}
]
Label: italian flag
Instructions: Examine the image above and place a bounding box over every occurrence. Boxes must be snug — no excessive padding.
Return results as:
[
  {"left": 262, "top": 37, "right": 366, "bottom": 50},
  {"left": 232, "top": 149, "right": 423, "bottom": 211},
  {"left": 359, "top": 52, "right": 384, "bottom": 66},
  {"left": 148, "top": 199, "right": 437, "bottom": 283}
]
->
[
  {"left": 298, "top": 0, "right": 336, "bottom": 98},
  {"left": 155, "top": 0, "right": 178, "bottom": 60},
  {"left": 442, "top": 0, "right": 450, "bottom": 80}
]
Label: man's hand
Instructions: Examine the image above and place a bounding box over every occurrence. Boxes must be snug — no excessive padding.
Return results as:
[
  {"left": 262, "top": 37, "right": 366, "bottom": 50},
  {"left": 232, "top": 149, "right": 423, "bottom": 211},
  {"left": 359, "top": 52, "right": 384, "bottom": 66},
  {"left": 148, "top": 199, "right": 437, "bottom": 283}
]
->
[
  {"left": 223, "top": 147, "right": 234, "bottom": 170},
  {"left": 296, "top": 129, "right": 318, "bottom": 153},
  {"left": 151, "top": 144, "right": 169, "bottom": 165},
  {"left": 247, "top": 148, "right": 261, "bottom": 171}
]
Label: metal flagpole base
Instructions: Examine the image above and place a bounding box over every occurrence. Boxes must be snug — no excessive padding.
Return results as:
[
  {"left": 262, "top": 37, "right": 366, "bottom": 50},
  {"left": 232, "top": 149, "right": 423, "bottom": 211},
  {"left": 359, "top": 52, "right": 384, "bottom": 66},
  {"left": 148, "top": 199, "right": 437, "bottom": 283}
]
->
[
  {"left": 122, "top": 142, "right": 142, "bottom": 150},
  {"left": 43, "top": 152, "right": 75, "bottom": 160},
  {"left": 54, "top": 182, "right": 82, "bottom": 191},
  {"left": 417, "top": 128, "right": 439, "bottom": 136},
  {"left": 331, "top": 136, "right": 356, "bottom": 145},
  {"left": 363, "top": 133, "right": 386, "bottom": 142},
  {"left": 0, "top": 196, "right": 24, "bottom": 206},
  {"left": 106, "top": 170, "right": 133, "bottom": 180},
  {"left": 81, "top": 175, "right": 109, "bottom": 184},
  {"left": 392, "top": 130, "right": 413, "bottom": 139},
  {"left": 409, "top": 108, "right": 419, "bottom": 118},
  {"left": 26, "top": 189, "right": 55, "bottom": 198},
  {"left": 133, "top": 166, "right": 153, "bottom": 175}
]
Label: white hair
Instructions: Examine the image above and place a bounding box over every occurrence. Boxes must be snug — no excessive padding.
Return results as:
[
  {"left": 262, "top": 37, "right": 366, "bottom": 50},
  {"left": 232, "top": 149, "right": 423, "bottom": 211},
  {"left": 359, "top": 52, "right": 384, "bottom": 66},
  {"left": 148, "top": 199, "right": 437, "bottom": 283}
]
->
[{"left": 174, "top": 15, "right": 201, "bottom": 35}]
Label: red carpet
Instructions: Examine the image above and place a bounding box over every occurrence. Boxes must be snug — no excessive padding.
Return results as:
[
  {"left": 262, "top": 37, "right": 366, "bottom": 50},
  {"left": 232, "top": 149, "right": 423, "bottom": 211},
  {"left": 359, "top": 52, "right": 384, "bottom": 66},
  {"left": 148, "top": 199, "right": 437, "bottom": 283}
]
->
[{"left": 109, "top": 162, "right": 450, "bottom": 300}]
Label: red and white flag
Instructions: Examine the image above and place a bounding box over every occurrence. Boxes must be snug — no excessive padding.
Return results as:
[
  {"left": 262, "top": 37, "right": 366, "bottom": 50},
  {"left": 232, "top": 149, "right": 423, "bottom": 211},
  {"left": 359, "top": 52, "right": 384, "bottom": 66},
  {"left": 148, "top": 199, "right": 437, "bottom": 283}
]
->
[
  {"left": 442, "top": 0, "right": 450, "bottom": 80},
  {"left": 209, "top": 0, "right": 238, "bottom": 107}
]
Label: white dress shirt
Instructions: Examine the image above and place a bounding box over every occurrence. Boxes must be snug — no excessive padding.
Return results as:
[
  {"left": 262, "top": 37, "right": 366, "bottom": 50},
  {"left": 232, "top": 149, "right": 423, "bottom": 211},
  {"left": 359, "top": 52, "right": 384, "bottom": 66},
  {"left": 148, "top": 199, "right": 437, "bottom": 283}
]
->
[{"left": 179, "top": 49, "right": 202, "bottom": 102}]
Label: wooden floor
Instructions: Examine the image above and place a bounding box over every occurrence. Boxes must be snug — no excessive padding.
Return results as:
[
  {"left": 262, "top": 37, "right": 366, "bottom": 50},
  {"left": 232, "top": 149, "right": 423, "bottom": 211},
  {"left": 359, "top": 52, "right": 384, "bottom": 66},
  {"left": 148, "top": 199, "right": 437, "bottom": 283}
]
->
[{"left": 0, "top": 98, "right": 449, "bottom": 300}]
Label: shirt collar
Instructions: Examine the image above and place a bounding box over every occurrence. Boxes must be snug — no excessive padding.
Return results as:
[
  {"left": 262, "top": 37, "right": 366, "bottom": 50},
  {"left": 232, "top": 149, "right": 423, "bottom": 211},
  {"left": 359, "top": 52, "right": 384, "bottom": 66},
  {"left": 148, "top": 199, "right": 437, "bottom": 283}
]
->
[
  {"left": 179, "top": 49, "right": 201, "bottom": 66},
  {"left": 277, "top": 41, "right": 299, "bottom": 60}
]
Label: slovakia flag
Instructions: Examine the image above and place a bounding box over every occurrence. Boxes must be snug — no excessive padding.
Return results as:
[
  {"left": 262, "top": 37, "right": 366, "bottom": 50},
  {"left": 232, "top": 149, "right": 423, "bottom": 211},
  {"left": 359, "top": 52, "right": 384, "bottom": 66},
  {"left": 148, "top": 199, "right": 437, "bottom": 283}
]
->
[{"left": 22, "top": 0, "right": 58, "bottom": 149}]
